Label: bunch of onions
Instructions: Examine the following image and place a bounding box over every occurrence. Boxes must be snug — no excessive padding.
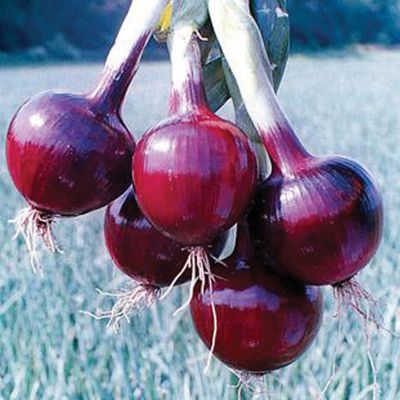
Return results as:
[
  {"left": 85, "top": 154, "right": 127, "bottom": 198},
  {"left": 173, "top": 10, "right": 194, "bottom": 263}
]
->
[
  {"left": 3, "top": 0, "right": 386, "bottom": 393},
  {"left": 132, "top": 12, "right": 257, "bottom": 308},
  {"left": 93, "top": 187, "right": 227, "bottom": 331},
  {"left": 191, "top": 219, "right": 323, "bottom": 375},
  {"left": 208, "top": 0, "right": 383, "bottom": 316},
  {"left": 6, "top": 0, "right": 169, "bottom": 272}
]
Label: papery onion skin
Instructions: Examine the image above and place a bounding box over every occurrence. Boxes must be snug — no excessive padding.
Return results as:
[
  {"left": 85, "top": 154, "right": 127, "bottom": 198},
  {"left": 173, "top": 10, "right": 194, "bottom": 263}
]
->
[
  {"left": 6, "top": 92, "right": 134, "bottom": 216},
  {"left": 190, "top": 220, "right": 323, "bottom": 373},
  {"left": 133, "top": 109, "right": 257, "bottom": 246},
  {"left": 105, "top": 187, "right": 228, "bottom": 287},
  {"left": 249, "top": 151, "right": 383, "bottom": 286}
]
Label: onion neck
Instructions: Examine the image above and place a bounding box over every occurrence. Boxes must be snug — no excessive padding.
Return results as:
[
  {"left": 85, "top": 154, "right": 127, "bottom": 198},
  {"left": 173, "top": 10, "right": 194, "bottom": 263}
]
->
[
  {"left": 168, "top": 26, "right": 209, "bottom": 116},
  {"left": 89, "top": 0, "right": 168, "bottom": 114},
  {"left": 208, "top": 0, "right": 309, "bottom": 176}
]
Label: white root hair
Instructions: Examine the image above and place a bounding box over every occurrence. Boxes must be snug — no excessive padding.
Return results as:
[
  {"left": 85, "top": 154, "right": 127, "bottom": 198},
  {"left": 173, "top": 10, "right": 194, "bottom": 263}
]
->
[
  {"left": 81, "top": 284, "right": 160, "bottom": 333},
  {"left": 161, "top": 246, "right": 219, "bottom": 373},
  {"left": 333, "top": 279, "right": 382, "bottom": 400},
  {"left": 230, "top": 369, "right": 270, "bottom": 400},
  {"left": 10, "top": 206, "right": 61, "bottom": 274},
  {"left": 333, "top": 278, "right": 382, "bottom": 327}
]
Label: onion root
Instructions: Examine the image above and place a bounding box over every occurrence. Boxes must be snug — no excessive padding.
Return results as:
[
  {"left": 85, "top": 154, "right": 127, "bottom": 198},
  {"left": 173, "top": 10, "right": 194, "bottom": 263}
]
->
[
  {"left": 83, "top": 284, "right": 160, "bottom": 332},
  {"left": 230, "top": 370, "right": 269, "bottom": 400},
  {"left": 10, "top": 206, "right": 61, "bottom": 273},
  {"left": 161, "top": 246, "right": 219, "bottom": 373},
  {"left": 333, "top": 279, "right": 381, "bottom": 400}
]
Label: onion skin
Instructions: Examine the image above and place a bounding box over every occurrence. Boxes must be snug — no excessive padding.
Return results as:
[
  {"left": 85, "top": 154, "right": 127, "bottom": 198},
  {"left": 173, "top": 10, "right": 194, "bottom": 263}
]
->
[
  {"left": 6, "top": 92, "right": 134, "bottom": 216},
  {"left": 104, "top": 188, "right": 190, "bottom": 287},
  {"left": 190, "top": 220, "right": 323, "bottom": 373},
  {"left": 133, "top": 28, "right": 257, "bottom": 246},
  {"left": 6, "top": 0, "right": 167, "bottom": 218},
  {"left": 133, "top": 109, "right": 256, "bottom": 245},
  {"left": 208, "top": 2, "right": 383, "bottom": 286},
  {"left": 249, "top": 144, "right": 383, "bottom": 286},
  {"left": 104, "top": 187, "right": 228, "bottom": 287}
]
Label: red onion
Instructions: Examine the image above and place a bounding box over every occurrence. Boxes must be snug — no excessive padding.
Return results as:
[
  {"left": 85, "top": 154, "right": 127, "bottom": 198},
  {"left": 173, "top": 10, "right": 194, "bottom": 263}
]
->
[
  {"left": 97, "top": 186, "right": 189, "bottom": 330},
  {"left": 132, "top": 20, "right": 256, "bottom": 313},
  {"left": 133, "top": 28, "right": 256, "bottom": 246},
  {"left": 105, "top": 188, "right": 192, "bottom": 288},
  {"left": 94, "top": 186, "right": 227, "bottom": 330},
  {"left": 6, "top": 0, "right": 169, "bottom": 271},
  {"left": 208, "top": 0, "right": 383, "bottom": 289},
  {"left": 190, "top": 219, "right": 323, "bottom": 374}
]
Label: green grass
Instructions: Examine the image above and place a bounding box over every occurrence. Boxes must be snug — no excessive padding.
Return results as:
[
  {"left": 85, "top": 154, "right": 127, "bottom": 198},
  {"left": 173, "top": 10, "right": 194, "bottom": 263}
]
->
[{"left": 0, "top": 50, "right": 399, "bottom": 399}]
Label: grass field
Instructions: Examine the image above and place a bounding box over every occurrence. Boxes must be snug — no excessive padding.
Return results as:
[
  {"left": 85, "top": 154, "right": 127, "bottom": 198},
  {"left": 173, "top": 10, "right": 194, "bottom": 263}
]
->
[{"left": 0, "top": 51, "right": 399, "bottom": 399}]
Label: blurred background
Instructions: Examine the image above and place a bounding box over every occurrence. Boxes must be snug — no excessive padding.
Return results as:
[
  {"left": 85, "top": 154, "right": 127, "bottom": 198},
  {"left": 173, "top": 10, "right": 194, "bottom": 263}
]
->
[
  {"left": 0, "top": 0, "right": 399, "bottom": 62},
  {"left": 0, "top": 1, "right": 400, "bottom": 399}
]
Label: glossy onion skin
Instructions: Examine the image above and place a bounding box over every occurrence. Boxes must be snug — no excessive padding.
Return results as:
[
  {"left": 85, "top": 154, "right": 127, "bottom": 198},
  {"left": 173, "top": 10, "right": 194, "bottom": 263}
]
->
[
  {"left": 105, "top": 188, "right": 228, "bottom": 287},
  {"left": 105, "top": 188, "right": 190, "bottom": 287},
  {"left": 133, "top": 109, "right": 257, "bottom": 245},
  {"left": 190, "top": 261, "right": 323, "bottom": 373},
  {"left": 249, "top": 156, "right": 383, "bottom": 285},
  {"left": 6, "top": 92, "right": 134, "bottom": 216}
]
